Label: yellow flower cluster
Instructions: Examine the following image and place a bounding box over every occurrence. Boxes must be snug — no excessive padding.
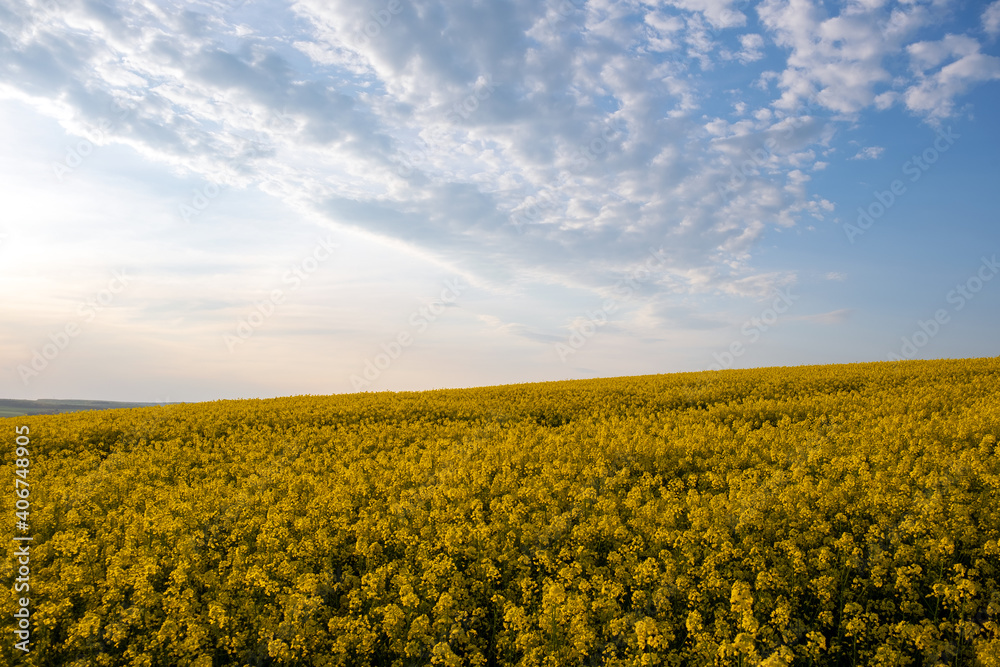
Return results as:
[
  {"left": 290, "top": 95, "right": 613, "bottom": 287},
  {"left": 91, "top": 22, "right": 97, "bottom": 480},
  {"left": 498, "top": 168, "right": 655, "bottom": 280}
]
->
[{"left": 2, "top": 357, "right": 999, "bottom": 666}]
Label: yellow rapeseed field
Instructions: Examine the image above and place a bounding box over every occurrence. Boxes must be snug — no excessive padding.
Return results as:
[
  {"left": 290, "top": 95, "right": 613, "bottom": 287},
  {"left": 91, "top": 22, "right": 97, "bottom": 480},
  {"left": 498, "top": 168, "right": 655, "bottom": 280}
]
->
[{"left": 2, "top": 357, "right": 999, "bottom": 666}]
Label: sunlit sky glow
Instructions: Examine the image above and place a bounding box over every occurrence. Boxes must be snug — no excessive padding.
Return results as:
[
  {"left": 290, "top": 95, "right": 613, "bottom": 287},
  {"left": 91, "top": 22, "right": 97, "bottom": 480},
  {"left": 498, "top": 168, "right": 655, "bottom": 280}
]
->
[{"left": 1, "top": 0, "right": 999, "bottom": 402}]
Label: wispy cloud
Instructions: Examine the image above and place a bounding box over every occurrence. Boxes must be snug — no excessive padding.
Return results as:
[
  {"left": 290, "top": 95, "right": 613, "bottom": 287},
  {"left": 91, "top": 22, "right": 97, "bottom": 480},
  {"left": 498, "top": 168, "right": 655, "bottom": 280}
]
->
[
  {"left": 850, "top": 146, "right": 884, "bottom": 160},
  {"left": 904, "top": 34, "right": 1000, "bottom": 119},
  {"left": 3, "top": 0, "right": 966, "bottom": 300},
  {"left": 983, "top": 1, "right": 1000, "bottom": 38}
]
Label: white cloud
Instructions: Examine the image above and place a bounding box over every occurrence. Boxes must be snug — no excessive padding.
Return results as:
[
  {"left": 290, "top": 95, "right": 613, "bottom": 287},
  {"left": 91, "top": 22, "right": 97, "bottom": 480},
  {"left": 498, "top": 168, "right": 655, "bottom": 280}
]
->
[
  {"left": 904, "top": 36, "right": 1000, "bottom": 118},
  {"left": 873, "top": 91, "right": 897, "bottom": 110},
  {"left": 984, "top": 1, "right": 1000, "bottom": 38},
  {"left": 907, "top": 34, "right": 981, "bottom": 72},
  {"left": 0, "top": 0, "right": 848, "bottom": 332},
  {"left": 736, "top": 33, "right": 765, "bottom": 63},
  {"left": 661, "top": 0, "right": 748, "bottom": 29},
  {"left": 850, "top": 146, "right": 884, "bottom": 160},
  {"left": 756, "top": 0, "right": 979, "bottom": 117}
]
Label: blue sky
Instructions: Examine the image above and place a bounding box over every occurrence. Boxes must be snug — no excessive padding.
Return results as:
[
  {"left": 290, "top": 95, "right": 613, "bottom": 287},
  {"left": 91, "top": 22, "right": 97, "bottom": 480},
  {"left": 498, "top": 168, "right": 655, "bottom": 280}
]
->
[{"left": 1, "top": 0, "right": 998, "bottom": 402}]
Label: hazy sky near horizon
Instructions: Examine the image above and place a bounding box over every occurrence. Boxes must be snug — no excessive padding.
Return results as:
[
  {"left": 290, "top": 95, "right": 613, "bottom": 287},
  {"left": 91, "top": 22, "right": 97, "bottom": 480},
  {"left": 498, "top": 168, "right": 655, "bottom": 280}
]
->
[{"left": 1, "top": 0, "right": 999, "bottom": 402}]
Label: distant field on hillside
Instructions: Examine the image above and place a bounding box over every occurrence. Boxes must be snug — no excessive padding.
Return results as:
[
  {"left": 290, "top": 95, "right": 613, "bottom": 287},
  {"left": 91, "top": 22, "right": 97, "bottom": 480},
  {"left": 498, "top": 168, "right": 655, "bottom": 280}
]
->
[
  {"left": 0, "top": 399, "right": 172, "bottom": 418},
  {"left": 2, "top": 358, "right": 998, "bottom": 666}
]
